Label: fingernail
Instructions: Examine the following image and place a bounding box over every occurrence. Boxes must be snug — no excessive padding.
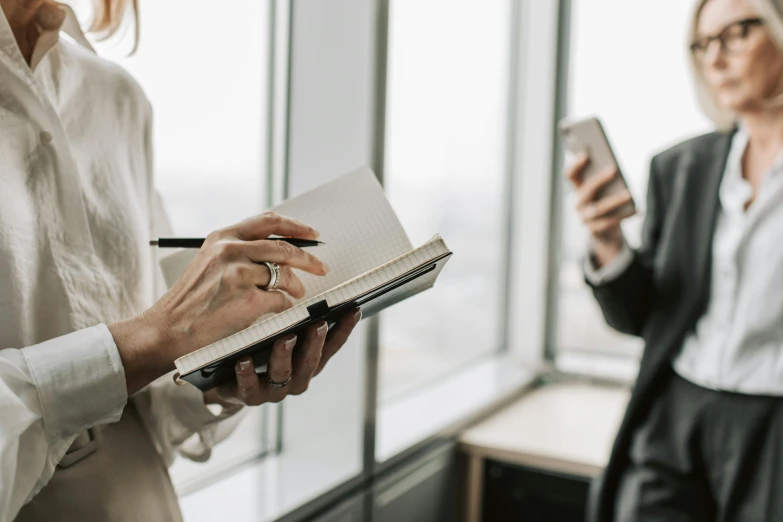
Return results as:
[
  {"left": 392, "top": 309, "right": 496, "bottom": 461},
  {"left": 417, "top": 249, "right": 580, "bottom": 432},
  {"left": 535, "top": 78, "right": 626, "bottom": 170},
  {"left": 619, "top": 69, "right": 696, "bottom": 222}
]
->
[
  {"left": 239, "top": 359, "right": 252, "bottom": 371},
  {"left": 354, "top": 310, "right": 362, "bottom": 322},
  {"left": 322, "top": 263, "right": 331, "bottom": 274},
  {"left": 284, "top": 337, "right": 297, "bottom": 351},
  {"left": 311, "top": 227, "right": 320, "bottom": 238},
  {"left": 317, "top": 322, "right": 328, "bottom": 337}
]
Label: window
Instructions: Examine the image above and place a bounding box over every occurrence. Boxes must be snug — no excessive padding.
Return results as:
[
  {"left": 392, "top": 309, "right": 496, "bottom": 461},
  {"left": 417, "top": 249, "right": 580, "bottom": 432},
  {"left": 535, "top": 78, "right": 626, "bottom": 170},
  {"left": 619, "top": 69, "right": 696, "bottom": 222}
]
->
[
  {"left": 93, "top": 0, "right": 271, "bottom": 236},
  {"left": 85, "top": 0, "right": 277, "bottom": 491},
  {"left": 554, "top": 0, "right": 711, "bottom": 364},
  {"left": 380, "top": 0, "right": 513, "bottom": 399}
]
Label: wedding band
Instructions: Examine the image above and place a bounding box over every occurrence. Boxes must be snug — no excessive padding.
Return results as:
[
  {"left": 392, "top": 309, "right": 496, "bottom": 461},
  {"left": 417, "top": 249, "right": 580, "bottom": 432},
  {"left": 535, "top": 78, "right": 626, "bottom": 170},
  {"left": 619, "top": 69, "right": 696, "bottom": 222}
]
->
[
  {"left": 267, "top": 375, "right": 292, "bottom": 388},
  {"left": 263, "top": 262, "right": 280, "bottom": 291}
]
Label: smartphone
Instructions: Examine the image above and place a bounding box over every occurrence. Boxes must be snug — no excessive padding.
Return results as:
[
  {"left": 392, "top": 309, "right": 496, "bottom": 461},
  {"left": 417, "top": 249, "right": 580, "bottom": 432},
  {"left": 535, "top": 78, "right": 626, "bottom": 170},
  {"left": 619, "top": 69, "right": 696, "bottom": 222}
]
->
[{"left": 557, "top": 116, "right": 635, "bottom": 214}]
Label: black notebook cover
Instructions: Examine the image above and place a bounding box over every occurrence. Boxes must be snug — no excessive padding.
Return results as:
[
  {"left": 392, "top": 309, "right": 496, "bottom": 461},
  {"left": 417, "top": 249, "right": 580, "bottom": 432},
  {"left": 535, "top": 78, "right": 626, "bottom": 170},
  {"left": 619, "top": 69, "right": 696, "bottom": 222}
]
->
[{"left": 179, "top": 252, "right": 452, "bottom": 391}]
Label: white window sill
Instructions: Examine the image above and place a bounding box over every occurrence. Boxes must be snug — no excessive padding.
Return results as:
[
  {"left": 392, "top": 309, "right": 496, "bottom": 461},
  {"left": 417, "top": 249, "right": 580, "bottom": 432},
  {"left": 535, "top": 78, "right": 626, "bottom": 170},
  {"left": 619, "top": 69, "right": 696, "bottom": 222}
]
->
[
  {"left": 376, "top": 354, "right": 538, "bottom": 463},
  {"left": 555, "top": 350, "right": 640, "bottom": 384}
]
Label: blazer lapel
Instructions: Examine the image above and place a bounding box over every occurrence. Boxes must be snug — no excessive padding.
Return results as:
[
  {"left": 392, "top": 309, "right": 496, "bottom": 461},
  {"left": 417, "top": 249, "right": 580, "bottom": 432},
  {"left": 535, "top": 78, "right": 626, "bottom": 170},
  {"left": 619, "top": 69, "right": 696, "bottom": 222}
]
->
[{"left": 681, "top": 130, "right": 735, "bottom": 306}]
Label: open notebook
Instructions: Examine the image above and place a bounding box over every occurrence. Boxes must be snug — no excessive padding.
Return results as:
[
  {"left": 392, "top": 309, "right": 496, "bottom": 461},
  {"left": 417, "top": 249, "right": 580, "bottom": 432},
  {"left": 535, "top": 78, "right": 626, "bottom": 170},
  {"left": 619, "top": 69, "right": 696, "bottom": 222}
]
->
[{"left": 167, "top": 167, "right": 453, "bottom": 391}]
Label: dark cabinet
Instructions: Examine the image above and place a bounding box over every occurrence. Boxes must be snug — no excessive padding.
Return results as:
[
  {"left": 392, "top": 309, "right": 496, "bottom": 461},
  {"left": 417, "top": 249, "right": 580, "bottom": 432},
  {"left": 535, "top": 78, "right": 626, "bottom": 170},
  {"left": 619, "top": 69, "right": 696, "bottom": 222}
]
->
[{"left": 482, "top": 459, "right": 591, "bottom": 522}]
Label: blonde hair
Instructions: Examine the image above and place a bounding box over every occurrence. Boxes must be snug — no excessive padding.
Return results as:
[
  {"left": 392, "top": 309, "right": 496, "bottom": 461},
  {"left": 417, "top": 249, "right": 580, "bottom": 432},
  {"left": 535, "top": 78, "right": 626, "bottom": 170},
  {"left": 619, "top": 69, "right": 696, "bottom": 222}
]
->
[
  {"left": 90, "top": 0, "right": 139, "bottom": 51},
  {"left": 689, "top": 0, "right": 783, "bottom": 130}
]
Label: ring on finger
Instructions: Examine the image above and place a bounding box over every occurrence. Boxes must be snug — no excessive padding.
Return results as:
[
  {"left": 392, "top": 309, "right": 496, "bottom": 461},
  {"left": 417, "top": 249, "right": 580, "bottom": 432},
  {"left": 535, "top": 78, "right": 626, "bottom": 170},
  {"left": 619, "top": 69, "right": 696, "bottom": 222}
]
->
[
  {"left": 268, "top": 374, "right": 292, "bottom": 388},
  {"left": 263, "top": 262, "right": 281, "bottom": 291}
]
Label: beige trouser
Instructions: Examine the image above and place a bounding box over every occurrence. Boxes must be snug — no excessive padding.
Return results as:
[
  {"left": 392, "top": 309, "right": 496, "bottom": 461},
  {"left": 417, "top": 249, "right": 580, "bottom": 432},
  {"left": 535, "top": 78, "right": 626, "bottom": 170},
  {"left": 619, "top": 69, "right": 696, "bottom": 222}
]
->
[{"left": 16, "top": 401, "right": 183, "bottom": 522}]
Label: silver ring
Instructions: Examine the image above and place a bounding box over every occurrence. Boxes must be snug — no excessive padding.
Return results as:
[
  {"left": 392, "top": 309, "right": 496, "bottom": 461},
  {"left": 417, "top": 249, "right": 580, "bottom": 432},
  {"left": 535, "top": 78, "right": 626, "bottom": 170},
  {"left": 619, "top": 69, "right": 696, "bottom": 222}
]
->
[
  {"left": 267, "top": 375, "right": 292, "bottom": 388},
  {"left": 263, "top": 262, "right": 280, "bottom": 291}
]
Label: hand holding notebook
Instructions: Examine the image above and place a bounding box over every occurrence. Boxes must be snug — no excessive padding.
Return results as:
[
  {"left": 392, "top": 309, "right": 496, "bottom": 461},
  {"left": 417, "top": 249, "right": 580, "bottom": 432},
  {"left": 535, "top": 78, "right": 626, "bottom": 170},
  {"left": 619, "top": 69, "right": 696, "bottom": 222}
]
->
[{"left": 159, "top": 167, "right": 453, "bottom": 391}]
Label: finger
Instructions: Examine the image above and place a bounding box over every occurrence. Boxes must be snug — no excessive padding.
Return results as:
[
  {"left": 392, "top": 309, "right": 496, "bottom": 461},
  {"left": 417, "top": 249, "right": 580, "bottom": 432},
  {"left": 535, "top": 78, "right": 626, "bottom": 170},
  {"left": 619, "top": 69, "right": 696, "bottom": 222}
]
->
[
  {"left": 278, "top": 266, "right": 306, "bottom": 298},
  {"left": 564, "top": 153, "right": 589, "bottom": 186},
  {"left": 234, "top": 356, "right": 264, "bottom": 406},
  {"left": 267, "top": 335, "right": 296, "bottom": 386},
  {"left": 208, "top": 386, "right": 245, "bottom": 410},
  {"left": 289, "top": 321, "right": 327, "bottom": 394},
  {"left": 576, "top": 167, "right": 618, "bottom": 209},
  {"left": 588, "top": 210, "right": 636, "bottom": 235},
  {"left": 258, "top": 289, "right": 295, "bottom": 314},
  {"left": 316, "top": 309, "right": 361, "bottom": 376},
  {"left": 243, "top": 240, "right": 329, "bottom": 276},
  {"left": 246, "top": 262, "right": 307, "bottom": 298},
  {"left": 235, "top": 211, "right": 320, "bottom": 241},
  {"left": 580, "top": 191, "right": 634, "bottom": 222}
]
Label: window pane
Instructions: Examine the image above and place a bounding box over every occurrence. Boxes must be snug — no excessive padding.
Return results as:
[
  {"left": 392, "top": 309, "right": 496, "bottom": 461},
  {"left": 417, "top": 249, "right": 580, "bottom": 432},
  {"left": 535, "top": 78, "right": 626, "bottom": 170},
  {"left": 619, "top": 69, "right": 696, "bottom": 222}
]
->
[
  {"left": 380, "top": 0, "right": 512, "bottom": 399},
  {"left": 96, "top": 0, "right": 270, "bottom": 236},
  {"left": 556, "top": 0, "right": 711, "bottom": 358},
  {"left": 88, "top": 0, "right": 274, "bottom": 488}
]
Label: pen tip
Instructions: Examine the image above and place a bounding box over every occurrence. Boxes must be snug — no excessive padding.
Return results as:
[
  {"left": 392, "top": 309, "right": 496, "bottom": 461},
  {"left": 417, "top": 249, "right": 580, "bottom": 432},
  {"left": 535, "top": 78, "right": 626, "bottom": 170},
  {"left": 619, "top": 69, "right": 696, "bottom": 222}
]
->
[{"left": 149, "top": 240, "right": 159, "bottom": 246}]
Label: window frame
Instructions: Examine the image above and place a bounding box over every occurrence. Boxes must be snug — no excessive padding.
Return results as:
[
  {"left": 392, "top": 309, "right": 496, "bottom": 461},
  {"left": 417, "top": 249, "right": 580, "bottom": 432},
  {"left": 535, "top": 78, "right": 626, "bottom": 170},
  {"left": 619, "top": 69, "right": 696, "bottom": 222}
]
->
[{"left": 544, "top": 0, "right": 574, "bottom": 365}]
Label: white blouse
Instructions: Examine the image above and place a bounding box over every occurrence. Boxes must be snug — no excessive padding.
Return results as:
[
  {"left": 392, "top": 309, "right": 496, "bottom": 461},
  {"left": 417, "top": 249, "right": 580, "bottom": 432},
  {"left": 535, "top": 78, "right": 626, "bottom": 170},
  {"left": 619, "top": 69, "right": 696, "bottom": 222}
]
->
[{"left": 0, "top": 5, "right": 241, "bottom": 520}]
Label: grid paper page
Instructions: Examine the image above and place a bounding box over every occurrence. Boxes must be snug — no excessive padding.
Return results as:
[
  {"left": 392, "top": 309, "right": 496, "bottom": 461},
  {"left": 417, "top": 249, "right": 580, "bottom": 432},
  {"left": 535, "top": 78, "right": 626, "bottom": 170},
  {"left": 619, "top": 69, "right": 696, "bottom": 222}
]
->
[
  {"left": 175, "top": 236, "right": 450, "bottom": 375},
  {"left": 270, "top": 167, "right": 414, "bottom": 301}
]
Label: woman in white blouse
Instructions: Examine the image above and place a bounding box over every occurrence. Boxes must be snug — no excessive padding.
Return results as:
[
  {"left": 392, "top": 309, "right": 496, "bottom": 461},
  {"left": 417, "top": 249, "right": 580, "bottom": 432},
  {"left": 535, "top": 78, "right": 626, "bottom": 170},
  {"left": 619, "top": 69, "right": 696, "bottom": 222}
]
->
[{"left": 0, "top": 1, "right": 361, "bottom": 520}]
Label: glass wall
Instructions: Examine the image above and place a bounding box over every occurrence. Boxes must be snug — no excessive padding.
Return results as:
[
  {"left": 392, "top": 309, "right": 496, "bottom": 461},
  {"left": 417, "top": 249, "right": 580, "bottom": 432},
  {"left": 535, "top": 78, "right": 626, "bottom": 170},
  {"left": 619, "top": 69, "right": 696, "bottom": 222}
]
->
[
  {"left": 554, "top": 0, "right": 711, "bottom": 361},
  {"left": 380, "top": 0, "right": 513, "bottom": 399},
  {"left": 93, "top": 0, "right": 271, "bottom": 236}
]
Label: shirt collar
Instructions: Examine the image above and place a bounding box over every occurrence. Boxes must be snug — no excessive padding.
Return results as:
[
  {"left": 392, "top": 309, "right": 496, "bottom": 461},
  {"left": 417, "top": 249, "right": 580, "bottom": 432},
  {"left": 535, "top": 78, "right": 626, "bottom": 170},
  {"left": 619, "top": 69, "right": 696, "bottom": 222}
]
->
[
  {"left": 720, "top": 127, "right": 752, "bottom": 212},
  {"left": 0, "top": 2, "right": 95, "bottom": 72},
  {"left": 721, "top": 124, "right": 783, "bottom": 212},
  {"left": 733, "top": 122, "right": 783, "bottom": 173}
]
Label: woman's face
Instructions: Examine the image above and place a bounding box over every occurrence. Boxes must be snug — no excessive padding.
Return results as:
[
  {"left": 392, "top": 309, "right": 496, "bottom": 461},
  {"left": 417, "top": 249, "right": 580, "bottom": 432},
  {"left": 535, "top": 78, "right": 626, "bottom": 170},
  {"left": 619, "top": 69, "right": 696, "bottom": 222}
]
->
[{"left": 697, "top": 0, "right": 783, "bottom": 113}]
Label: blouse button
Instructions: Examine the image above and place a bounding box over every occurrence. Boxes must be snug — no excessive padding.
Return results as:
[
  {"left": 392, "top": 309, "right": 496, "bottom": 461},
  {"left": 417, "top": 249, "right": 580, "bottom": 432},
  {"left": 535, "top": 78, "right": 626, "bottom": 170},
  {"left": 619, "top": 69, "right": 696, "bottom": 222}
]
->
[{"left": 40, "top": 131, "right": 53, "bottom": 145}]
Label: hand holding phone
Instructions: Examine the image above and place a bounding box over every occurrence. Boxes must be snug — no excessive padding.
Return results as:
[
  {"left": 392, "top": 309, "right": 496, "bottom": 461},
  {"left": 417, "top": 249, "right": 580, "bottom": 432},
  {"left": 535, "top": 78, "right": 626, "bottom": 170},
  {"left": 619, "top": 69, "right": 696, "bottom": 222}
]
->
[{"left": 558, "top": 116, "right": 636, "bottom": 266}]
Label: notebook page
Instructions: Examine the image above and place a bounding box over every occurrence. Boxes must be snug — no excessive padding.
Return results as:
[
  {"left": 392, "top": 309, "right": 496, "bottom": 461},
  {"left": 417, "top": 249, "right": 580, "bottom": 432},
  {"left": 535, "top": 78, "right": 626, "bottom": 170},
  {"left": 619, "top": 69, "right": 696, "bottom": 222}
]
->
[
  {"left": 175, "top": 236, "right": 450, "bottom": 375},
  {"left": 321, "top": 235, "right": 449, "bottom": 308},
  {"left": 271, "top": 167, "right": 413, "bottom": 302}
]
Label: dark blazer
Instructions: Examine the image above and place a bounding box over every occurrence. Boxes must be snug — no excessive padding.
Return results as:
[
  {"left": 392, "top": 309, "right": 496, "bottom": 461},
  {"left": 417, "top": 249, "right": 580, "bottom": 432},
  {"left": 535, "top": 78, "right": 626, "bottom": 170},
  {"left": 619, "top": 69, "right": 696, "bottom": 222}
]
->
[{"left": 586, "top": 129, "right": 736, "bottom": 522}]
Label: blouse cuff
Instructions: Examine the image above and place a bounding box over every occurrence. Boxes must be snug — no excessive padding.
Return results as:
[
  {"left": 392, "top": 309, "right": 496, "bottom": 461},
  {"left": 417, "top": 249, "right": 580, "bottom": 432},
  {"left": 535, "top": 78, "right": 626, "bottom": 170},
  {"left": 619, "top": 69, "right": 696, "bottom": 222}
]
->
[
  {"left": 23, "top": 324, "right": 128, "bottom": 442},
  {"left": 583, "top": 239, "right": 634, "bottom": 286}
]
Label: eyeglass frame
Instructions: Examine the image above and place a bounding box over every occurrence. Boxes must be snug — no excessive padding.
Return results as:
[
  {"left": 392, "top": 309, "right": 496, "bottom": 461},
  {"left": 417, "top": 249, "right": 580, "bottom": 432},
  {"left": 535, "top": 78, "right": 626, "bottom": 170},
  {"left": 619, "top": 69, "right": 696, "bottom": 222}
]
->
[{"left": 690, "top": 17, "right": 765, "bottom": 61}]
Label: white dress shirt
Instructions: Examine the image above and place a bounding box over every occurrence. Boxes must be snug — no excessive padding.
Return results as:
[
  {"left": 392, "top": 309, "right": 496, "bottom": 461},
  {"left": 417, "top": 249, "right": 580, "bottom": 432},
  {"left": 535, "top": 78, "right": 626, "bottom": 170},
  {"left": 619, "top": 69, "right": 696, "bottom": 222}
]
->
[
  {"left": 586, "top": 128, "right": 783, "bottom": 395},
  {"left": 0, "top": 5, "right": 242, "bottom": 520}
]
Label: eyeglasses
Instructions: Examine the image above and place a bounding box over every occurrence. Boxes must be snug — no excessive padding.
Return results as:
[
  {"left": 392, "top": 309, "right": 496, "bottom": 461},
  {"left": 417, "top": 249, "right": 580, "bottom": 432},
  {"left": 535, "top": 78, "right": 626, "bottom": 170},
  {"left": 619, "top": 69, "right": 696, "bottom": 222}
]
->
[{"left": 690, "top": 17, "right": 765, "bottom": 62}]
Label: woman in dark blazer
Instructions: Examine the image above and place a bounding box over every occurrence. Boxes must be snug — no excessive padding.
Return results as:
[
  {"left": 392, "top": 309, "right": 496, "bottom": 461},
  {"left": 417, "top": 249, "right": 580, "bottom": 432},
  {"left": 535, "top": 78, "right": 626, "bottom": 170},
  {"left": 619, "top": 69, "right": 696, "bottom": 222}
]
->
[{"left": 567, "top": 0, "right": 783, "bottom": 520}]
